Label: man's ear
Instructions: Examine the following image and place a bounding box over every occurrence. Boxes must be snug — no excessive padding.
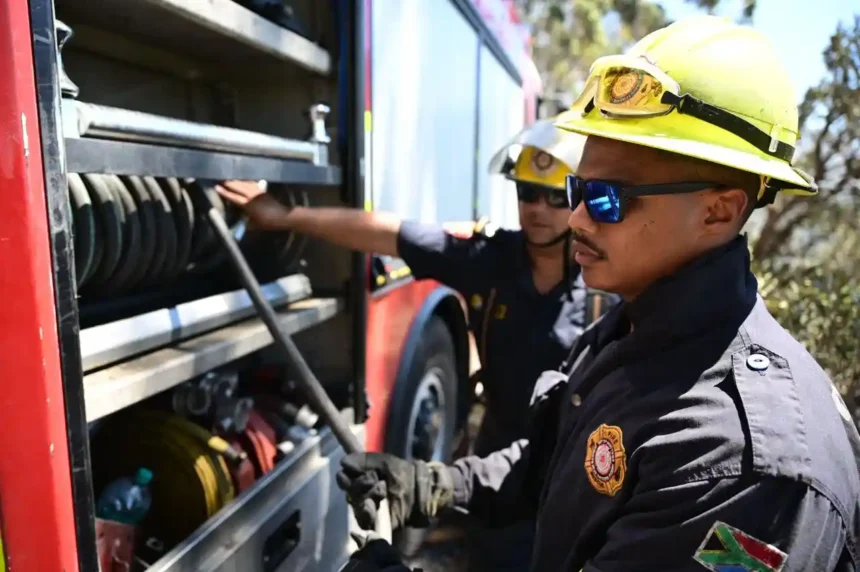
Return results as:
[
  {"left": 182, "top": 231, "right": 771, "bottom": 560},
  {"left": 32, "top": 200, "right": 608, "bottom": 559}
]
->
[{"left": 703, "top": 188, "right": 748, "bottom": 228}]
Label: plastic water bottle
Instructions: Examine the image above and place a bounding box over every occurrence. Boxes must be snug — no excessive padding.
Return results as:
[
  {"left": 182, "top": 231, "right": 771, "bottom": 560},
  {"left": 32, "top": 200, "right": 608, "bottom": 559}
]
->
[{"left": 96, "top": 467, "right": 154, "bottom": 525}]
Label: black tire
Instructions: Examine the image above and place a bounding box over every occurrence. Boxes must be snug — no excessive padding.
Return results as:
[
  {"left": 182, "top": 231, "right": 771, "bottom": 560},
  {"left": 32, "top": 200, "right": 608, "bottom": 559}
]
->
[{"left": 384, "top": 316, "right": 459, "bottom": 557}]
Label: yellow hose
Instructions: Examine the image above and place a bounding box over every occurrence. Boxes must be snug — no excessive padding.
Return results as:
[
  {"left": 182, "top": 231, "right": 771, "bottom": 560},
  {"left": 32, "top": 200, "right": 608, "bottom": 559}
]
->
[
  {"left": 133, "top": 411, "right": 236, "bottom": 504},
  {"left": 91, "top": 410, "right": 237, "bottom": 551}
]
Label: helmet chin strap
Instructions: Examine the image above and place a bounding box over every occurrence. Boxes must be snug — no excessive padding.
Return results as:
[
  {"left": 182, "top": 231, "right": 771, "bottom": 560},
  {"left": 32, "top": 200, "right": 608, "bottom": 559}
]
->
[
  {"left": 525, "top": 228, "right": 571, "bottom": 248},
  {"left": 525, "top": 229, "right": 577, "bottom": 302}
]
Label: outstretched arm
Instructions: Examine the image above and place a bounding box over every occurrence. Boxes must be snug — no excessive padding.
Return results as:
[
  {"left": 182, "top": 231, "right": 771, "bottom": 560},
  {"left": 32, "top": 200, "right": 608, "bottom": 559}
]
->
[
  {"left": 216, "top": 180, "right": 401, "bottom": 256},
  {"left": 218, "top": 180, "right": 496, "bottom": 295}
]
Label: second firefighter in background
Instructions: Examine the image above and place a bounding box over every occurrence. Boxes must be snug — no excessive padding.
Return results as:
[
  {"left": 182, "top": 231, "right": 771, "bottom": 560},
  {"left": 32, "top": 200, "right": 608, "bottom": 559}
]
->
[{"left": 215, "top": 117, "right": 610, "bottom": 571}]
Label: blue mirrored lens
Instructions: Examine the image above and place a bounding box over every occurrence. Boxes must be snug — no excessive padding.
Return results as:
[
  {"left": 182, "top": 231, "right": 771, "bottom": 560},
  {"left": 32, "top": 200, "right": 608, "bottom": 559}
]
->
[
  {"left": 566, "top": 175, "right": 581, "bottom": 211},
  {"left": 585, "top": 181, "right": 622, "bottom": 223}
]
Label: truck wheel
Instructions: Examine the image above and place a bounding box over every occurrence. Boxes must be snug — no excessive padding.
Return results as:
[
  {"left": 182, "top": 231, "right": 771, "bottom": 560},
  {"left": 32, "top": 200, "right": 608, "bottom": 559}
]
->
[{"left": 385, "top": 316, "right": 459, "bottom": 556}]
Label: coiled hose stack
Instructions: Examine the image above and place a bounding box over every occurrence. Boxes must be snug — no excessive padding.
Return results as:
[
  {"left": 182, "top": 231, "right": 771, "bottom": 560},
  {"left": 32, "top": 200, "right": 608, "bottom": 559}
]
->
[
  {"left": 91, "top": 394, "right": 315, "bottom": 554},
  {"left": 68, "top": 174, "right": 310, "bottom": 299}
]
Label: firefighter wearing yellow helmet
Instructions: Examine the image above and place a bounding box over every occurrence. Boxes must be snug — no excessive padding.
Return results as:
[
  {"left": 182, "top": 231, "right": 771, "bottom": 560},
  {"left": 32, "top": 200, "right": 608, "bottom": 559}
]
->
[
  {"left": 488, "top": 115, "right": 588, "bottom": 245},
  {"left": 490, "top": 115, "right": 587, "bottom": 191},
  {"left": 441, "top": 118, "right": 618, "bottom": 572},
  {"left": 334, "top": 16, "right": 860, "bottom": 572},
  {"left": 219, "top": 116, "right": 609, "bottom": 571}
]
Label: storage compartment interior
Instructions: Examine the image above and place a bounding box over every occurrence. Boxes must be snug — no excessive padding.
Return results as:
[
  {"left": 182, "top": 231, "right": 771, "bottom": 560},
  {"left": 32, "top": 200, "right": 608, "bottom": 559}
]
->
[{"left": 49, "top": 1, "right": 362, "bottom": 570}]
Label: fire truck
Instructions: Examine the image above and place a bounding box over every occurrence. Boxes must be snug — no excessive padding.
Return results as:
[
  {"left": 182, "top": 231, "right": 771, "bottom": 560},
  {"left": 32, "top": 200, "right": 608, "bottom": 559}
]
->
[{"left": 0, "top": 0, "right": 540, "bottom": 570}]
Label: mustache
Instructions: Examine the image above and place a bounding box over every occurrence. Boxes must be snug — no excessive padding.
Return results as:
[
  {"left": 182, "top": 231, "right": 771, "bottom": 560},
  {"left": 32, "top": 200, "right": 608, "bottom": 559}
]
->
[{"left": 571, "top": 231, "right": 606, "bottom": 258}]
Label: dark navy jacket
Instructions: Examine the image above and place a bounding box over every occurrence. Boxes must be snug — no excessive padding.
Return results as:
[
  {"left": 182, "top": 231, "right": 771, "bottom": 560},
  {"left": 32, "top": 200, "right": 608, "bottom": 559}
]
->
[
  {"left": 398, "top": 220, "right": 603, "bottom": 455},
  {"left": 449, "top": 236, "right": 860, "bottom": 571}
]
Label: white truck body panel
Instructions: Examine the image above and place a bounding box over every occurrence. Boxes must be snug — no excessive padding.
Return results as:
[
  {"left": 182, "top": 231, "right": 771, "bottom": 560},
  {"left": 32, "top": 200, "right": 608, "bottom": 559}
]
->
[
  {"left": 476, "top": 43, "right": 525, "bottom": 230},
  {"left": 370, "top": 0, "right": 526, "bottom": 228}
]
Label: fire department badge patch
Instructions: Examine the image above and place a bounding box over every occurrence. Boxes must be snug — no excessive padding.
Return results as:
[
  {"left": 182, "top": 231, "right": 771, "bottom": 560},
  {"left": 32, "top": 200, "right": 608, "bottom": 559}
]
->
[
  {"left": 584, "top": 423, "right": 626, "bottom": 497},
  {"left": 693, "top": 521, "right": 787, "bottom": 572},
  {"left": 608, "top": 69, "right": 645, "bottom": 104},
  {"left": 531, "top": 149, "right": 555, "bottom": 175}
]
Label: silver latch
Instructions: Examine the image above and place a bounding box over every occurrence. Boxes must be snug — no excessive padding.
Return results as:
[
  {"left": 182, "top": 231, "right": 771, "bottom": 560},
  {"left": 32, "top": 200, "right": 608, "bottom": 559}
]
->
[
  {"left": 308, "top": 103, "right": 330, "bottom": 166},
  {"left": 309, "top": 103, "right": 331, "bottom": 144}
]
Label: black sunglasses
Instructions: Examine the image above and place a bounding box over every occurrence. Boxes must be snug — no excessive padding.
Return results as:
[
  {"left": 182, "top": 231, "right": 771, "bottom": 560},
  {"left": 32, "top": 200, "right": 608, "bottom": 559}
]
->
[
  {"left": 516, "top": 182, "right": 569, "bottom": 209},
  {"left": 565, "top": 175, "right": 722, "bottom": 223}
]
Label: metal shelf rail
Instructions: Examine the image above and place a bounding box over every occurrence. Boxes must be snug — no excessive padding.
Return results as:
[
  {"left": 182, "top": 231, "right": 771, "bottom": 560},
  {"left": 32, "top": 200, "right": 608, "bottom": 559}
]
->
[
  {"left": 65, "top": 138, "right": 342, "bottom": 185},
  {"left": 84, "top": 297, "right": 343, "bottom": 422},
  {"left": 68, "top": 102, "right": 330, "bottom": 164},
  {"left": 80, "top": 274, "right": 313, "bottom": 372}
]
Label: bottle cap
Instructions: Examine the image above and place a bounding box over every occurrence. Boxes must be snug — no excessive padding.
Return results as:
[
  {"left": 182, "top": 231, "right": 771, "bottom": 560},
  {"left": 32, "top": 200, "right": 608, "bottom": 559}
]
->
[{"left": 135, "top": 467, "right": 154, "bottom": 486}]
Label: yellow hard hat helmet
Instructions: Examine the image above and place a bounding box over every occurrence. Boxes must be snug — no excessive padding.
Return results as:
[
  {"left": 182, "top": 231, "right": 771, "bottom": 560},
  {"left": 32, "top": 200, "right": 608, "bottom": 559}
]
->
[
  {"left": 489, "top": 117, "right": 587, "bottom": 190},
  {"left": 555, "top": 15, "right": 816, "bottom": 205}
]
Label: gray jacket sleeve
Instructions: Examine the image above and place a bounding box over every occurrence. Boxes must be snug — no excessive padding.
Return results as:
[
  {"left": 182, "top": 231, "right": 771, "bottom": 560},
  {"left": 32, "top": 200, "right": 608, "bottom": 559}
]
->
[
  {"left": 445, "top": 370, "right": 568, "bottom": 527},
  {"left": 447, "top": 438, "right": 538, "bottom": 526}
]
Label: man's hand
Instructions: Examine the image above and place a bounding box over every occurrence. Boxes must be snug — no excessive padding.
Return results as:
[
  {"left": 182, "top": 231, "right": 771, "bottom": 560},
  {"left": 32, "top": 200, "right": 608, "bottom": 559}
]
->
[
  {"left": 215, "top": 180, "right": 293, "bottom": 230},
  {"left": 336, "top": 452, "right": 455, "bottom": 531},
  {"left": 339, "top": 532, "right": 418, "bottom": 572}
]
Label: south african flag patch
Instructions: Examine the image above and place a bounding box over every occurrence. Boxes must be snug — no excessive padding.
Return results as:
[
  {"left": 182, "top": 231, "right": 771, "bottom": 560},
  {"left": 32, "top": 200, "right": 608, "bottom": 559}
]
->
[{"left": 693, "top": 521, "right": 787, "bottom": 572}]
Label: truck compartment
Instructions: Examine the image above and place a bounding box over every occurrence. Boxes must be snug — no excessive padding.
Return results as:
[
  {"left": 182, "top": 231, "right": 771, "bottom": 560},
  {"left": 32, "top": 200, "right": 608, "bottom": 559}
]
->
[
  {"left": 88, "top": 354, "right": 359, "bottom": 571},
  {"left": 46, "top": 0, "right": 363, "bottom": 570}
]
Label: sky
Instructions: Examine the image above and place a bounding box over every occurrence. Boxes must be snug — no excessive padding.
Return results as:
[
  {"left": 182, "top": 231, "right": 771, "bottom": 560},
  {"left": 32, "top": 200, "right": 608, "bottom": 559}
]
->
[{"left": 658, "top": 0, "right": 853, "bottom": 97}]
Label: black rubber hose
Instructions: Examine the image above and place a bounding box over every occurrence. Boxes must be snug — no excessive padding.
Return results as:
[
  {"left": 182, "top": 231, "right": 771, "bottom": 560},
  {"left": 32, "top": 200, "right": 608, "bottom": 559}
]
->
[
  {"left": 67, "top": 173, "right": 96, "bottom": 288},
  {"left": 84, "top": 200, "right": 104, "bottom": 293},
  {"left": 140, "top": 176, "right": 177, "bottom": 286},
  {"left": 176, "top": 180, "right": 197, "bottom": 274},
  {"left": 80, "top": 173, "right": 123, "bottom": 293},
  {"left": 187, "top": 182, "right": 214, "bottom": 264},
  {"left": 158, "top": 178, "right": 195, "bottom": 281},
  {"left": 184, "top": 180, "right": 232, "bottom": 275},
  {"left": 119, "top": 175, "right": 158, "bottom": 291},
  {"left": 101, "top": 174, "right": 142, "bottom": 294},
  {"left": 206, "top": 206, "right": 363, "bottom": 455}
]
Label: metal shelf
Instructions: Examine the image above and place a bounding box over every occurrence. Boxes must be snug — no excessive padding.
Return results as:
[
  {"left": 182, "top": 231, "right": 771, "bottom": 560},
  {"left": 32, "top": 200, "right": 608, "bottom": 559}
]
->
[
  {"left": 65, "top": 138, "right": 341, "bottom": 185},
  {"left": 80, "top": 274, "right": 312, "bottom": 372},
  {"left": 146, "top": 424, "right": 360, "bottom": 572},
  {"left": 56, "top": 0, "right": 331, "bottom": 75},
  {"left": 84, "top": 297, "right": 343, "bottom": 422}
]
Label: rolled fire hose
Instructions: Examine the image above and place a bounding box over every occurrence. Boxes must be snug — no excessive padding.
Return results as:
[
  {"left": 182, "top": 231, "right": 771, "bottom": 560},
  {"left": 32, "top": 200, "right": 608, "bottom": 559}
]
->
[
  {"left": 92, "top": 411, "right": 236, "bottom": 550},
  {"left": 204, "top": 197, "right": 393, "bottom": 542}
]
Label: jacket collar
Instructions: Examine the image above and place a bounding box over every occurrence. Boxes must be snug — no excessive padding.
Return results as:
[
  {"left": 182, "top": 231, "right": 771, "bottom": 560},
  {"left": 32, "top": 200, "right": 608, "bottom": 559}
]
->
[{"left": 621, "top": 235, "right": 758, "bottom": 344}]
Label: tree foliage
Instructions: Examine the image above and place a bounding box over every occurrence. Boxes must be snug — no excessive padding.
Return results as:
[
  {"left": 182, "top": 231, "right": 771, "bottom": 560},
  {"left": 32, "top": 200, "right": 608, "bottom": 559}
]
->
[
  {"left": 752, "top": 15, "right": 860, "bottom": 420},
  {"left": 752, "top": 15, "right": 860, "bottom": 264},
  {"left": 513, "top": 0, "right": 753, "bottom": 98},
  {"left": 686, "top": 0, "right": 756, "bottom": 21}
]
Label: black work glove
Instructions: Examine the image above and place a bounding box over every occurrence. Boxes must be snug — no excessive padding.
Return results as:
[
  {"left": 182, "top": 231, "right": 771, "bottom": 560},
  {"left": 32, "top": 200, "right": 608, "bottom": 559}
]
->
[
  {"left": 339, "top": 532, "right": 420, "bottom": 572},
  {"left": 336, "top": 452, "right": 455, "bottom": 530}
]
